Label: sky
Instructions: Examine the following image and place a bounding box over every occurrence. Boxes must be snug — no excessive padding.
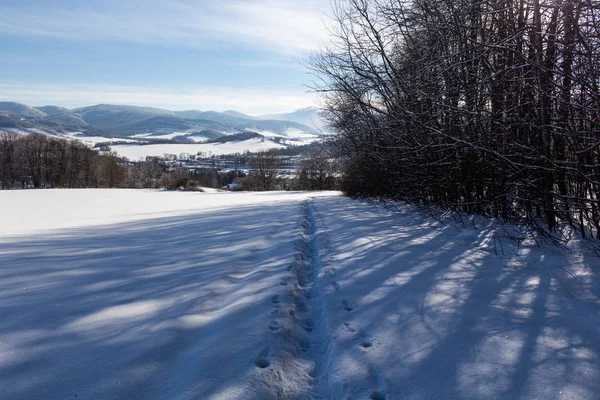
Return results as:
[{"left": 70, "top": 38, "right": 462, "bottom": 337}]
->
[{"left": 0, "top": 0, "right": 333, "bottom": 114}]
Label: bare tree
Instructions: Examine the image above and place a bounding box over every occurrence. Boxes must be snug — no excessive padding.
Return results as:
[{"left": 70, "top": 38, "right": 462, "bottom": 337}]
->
[
  {"left": 312, "top": 0, "right": 600, "bottom": 238},
  {"left": 298, "top": 147, "right": 338, "bottom": 190},
  {"left": 246, "top": 149, "right": 284, "bottom": 191},
  {"left": 0, "top": 133, "right": 126, "bottom": 189}
]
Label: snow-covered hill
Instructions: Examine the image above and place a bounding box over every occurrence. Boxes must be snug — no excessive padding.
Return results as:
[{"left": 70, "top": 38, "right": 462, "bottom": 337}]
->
[
  {"left": 257, "top": 106, "right": 329, "bottom": 133},
  {"left": 0, "top": 189, "right": 598, "bottom": 399},
  {"left": 110, "top": 137, "right": 286, "bottom": 160},
  {"left": 0, "top": 102, "right": 323, "bottom": 140},
  {"left": 0, "top": 124, "right": 294, "bottom": 159},
  {"left": 0, "top": 102, "right": 326, "bottom": 157},
  {"left": 0, "top": 127, "right": 145, "bottom": 146},
  {"left": 0, "top": 101, "right": 47, "bottom": 118}
]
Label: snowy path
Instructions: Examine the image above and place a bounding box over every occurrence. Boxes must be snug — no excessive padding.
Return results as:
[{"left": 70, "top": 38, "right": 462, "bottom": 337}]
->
[
  {"left": 0, "top": 190, "right": 599, "bottom": 399},
  {"left": 245, "top": 200, "right": 336, "bottom": 399},
  {"left": 0, "top": 190, "right": 334, "bottom": 400}
]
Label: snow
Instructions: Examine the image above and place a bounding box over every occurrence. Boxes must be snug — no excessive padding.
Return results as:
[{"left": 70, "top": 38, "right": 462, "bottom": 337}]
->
[
  {"left": 313, "top": 198, "right": 600, "bottom": 399},
  {"left": 134, "top": 132, "right": 218, "bottom": 143},
  {"left": 29, "top": 128, "right": 52, "bottom": 135},
  {"left": 131, "top": 131, "right": 237, "bottom": 143},
  {"left": 283, "top": 127, "right": 321, "bottom": 139},
  {"left": 0, "top": 128, "right": 142, "bottom": 146},
  {"left": 0, "top": 190, "right": 598, "bottom": 400},
  {"left": 187, "top": 135, "right": 211, "bottom": 143},
  {"left": 131, "top": 132, "right": 190, "bottom": 140},
  {"left": 250, "top": 129, "right": 286, "bottom": 138},
  {"left": 251, "top": 128, "right": 320, "bottom": 141},
  {"left": 0, "top": 189, "right": 331, "bottom": 236},
  {"left": 63, "top": 133, "right": 142, "bottom": 146},
  {"left": 2, "top": 127, "right": 54, "bottom": 136},
  {"left": 109, "top": 138, "right": 286, "bottom": 160},
  {"left": 1, "top": 127, "right": 32, "bottom": 135},
  {"left": 199, "top": 186, "right": 222, "bottom": 193}
]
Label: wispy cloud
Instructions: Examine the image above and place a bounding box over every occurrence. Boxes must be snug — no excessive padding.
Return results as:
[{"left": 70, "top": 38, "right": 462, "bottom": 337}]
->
[
  {"left": 0, "top": 0, "right": 330, "bottom": 55},
  {"left": 0, "top": 82, "right": 319, "bottom": 114}
]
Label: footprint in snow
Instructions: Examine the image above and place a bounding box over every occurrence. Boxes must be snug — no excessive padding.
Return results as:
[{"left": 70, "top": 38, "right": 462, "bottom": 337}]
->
[
  {"left": 331, "top": 281, "right": 340, "bottom": 290},
  {"left": 343, "top": 322, "right": 357, "bottom": 332},
  {"left": 302, "top": 318, "right": 314, "bottom": 332},
  {"left": 298, "top": 337, "right": 311, "bottom": 352},
  {"left": 268, "top": 320, "right": 280, "bottom": 332},
  {"left": 342, "top": 300, "right": 354, "bottom": 312},
  {"left": 271, "top": 295, "right": 280, "bottom": 304},
  {"left": 295, "top": 297, "right": 308, "bottom": 313},
  {"left": 255, "top": 358, "right": 271, "bottom": 369},
  {"left": 255, "top": 348, "right": 272, "bottom": 369},
  {"left": 370, "top": 390, "right": 387, "bottom": 400}
]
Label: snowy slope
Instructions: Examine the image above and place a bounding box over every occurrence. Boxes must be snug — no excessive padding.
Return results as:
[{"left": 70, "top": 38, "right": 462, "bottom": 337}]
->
[
  {"left": 257, "top": 107, "right": 328, "bottom": 133},
  {"left": 64, "top": 132, "right": 142, "bottom": 146},
  {"left": 109, "top": 138, "right": 286, "bottom": 160},
  {"left": 1, "top": 127, "right": 144, "bottom": 146},
  {"left": 0, "top": 190, "right": 598, "bottom": 400},
  {"left": 0, "top": 189, "right": 337, "bottom": 400},
  {"left": 251, "top": 128, "right": 320, "bottom": 141},
  {"left": 310, "top": 197, "right": 600, "bottom": 399}
]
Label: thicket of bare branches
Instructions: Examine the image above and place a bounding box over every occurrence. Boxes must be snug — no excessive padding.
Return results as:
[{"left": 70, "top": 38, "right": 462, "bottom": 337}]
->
[
  {"left": 236, "top": 149, "right": 284, "bottom": 190},
  {"left": 297, "top": 148, "right": 339, "bottom": 190},
  {"left": 0, "top": 132, "right": 124, "bottom": 189},
  {"left": 312, "top": 0, "right": 600, "bottom": 238}
]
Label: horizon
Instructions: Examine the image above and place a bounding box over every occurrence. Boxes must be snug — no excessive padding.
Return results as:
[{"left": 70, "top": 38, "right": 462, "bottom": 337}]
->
[
  {"left": 0, "top": 99, "right": 319, "bottom": 117},
  {"left": 0, "top": 0, "right": 331, "bottom": 114}
]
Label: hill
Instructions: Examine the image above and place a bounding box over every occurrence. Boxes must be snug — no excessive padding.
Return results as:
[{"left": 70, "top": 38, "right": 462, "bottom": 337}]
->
[
  {"left": 0, "top": 102, "right": 47, "bottom": 119},
  {"left": 258, "top": 106, "right": 328, "bottom": 133},
  {"left": 0, "top": 102, "right": 325, "bottom": 157}
]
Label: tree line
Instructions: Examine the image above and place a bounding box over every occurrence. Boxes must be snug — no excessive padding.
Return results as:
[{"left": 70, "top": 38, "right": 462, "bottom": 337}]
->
[
  {"left": 313, "top": 0, "right": 600, "bottom": 238},
  {"left": 0, "top": 132, "right": 201, "bottom": 190},
  {"left": 0, "top": 132, "right": 124, "bottom": 189},
  {"left": 234, "top": 148, "right": 339, "bottom": 191},
  {"left": 0, "top": 132, "right": 339, "bottom": 191}
]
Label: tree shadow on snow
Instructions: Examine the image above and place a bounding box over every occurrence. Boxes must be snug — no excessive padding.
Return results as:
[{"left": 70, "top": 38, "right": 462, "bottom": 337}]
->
[
  {"left": 0, "top": 201, "right": 305, "bottom": 400},
  {"left": 314, "top": 197, "right": 600, "bottom": 400}
]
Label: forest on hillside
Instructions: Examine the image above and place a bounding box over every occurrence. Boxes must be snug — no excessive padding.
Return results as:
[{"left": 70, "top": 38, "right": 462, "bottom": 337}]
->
[{"left": 314, "top": 0, "right": 600, "bottom": 238}]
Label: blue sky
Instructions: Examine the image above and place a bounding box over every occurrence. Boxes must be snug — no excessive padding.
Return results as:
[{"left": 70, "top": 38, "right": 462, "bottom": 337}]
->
[{"left": 0, "top": 0, "right": 331, "bottom": 114}]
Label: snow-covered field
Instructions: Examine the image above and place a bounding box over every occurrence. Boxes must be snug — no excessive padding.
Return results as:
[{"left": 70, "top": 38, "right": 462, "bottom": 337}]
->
[
  {"left": 132, "top": 132, "right": 202, "bottom": 141},
  {"left": 110, "top": 138, "right": 286, "bottom": 160},
  {"left": 0, "top": 128, "right": 144, "bottom": 146},
  {"left": 132, "top": 131, "right": 236, "bottom": 143},
  {"left": 252, "top": 128, "right": 320, "bottom": 140},
  {"left": 64, "top": 132, "right": 143, "bottom": 146},
  {"left": 0, "top": 190, "right": 598, "bottom": 399}
]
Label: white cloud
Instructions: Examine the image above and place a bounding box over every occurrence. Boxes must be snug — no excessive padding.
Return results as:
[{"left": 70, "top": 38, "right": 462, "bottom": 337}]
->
[
  {"left": 0, "top": 0, "right": 331, "bottom": 56},
  {"left": 0, "top": 82, "right": 319, "bottom": 114}
]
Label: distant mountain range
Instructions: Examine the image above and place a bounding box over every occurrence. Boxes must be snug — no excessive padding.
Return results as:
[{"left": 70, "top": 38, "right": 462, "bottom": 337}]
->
[
  {"left": 0, "top": 102, "right": 328, "bottom": 142},
  {"left": 257, "top": 107, "right": 327, "bottom": 133}
]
